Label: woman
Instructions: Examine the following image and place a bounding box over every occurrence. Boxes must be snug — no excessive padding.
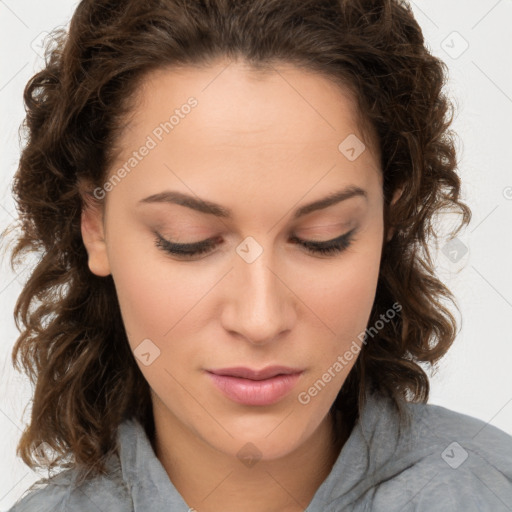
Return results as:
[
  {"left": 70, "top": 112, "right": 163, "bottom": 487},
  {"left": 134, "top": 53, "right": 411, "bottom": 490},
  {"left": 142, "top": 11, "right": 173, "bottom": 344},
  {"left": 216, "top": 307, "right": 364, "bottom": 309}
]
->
[{"left": 4, "top": 0, "right": 512, "bottom": 510}]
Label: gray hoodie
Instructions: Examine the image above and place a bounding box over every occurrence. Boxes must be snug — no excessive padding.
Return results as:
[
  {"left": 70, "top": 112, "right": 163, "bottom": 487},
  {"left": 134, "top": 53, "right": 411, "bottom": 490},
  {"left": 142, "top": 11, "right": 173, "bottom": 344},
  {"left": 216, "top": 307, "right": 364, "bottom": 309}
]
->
[{"left": 7, "top": 390, "right": 512, "bottom": 511}]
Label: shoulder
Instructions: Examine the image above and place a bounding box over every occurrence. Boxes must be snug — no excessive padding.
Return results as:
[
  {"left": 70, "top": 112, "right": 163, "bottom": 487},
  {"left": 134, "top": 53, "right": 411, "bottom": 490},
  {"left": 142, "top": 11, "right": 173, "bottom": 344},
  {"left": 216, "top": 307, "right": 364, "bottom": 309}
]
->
[
  {"left": 7, "top": 456, "right": 133, "bottom": 512},
  {"left": 403, "top": 400, "right": 512, "bottom": 472},
  {"left": 387, "top": 400, "right": 512, "bottom": 511}
]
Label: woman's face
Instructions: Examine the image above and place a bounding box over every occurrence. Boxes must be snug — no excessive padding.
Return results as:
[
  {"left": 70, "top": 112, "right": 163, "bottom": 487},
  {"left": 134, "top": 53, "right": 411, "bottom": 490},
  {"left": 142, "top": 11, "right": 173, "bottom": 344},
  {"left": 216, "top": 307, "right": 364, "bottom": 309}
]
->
[{"left": 81, "top": 59, "right": 387, "bottom": 460}]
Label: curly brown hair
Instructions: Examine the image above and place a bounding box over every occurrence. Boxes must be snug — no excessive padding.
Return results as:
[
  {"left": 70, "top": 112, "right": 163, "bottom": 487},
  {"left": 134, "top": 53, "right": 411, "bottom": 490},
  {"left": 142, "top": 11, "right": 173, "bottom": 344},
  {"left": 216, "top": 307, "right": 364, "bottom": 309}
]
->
[{"left": 2, "top": 0, "right": 471, "bottom": 486}]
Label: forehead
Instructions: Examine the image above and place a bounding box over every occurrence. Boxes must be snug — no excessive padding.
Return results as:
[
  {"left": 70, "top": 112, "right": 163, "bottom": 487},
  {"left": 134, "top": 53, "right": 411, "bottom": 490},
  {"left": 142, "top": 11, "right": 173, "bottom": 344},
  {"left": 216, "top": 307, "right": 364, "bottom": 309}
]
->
[
  {"left": 132, "top": 60, "right": 366, "bottom": 140},
  {"left": 107, "top": 59, "right": 381, "bottom": 209}
]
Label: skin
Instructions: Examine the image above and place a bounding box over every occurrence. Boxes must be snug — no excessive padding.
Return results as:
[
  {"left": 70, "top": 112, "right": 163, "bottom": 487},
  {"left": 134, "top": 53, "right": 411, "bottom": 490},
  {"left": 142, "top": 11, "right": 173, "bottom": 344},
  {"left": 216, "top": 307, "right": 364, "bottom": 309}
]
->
[{"left": 81, "top": 58, "right": 399, "bottom": 512}]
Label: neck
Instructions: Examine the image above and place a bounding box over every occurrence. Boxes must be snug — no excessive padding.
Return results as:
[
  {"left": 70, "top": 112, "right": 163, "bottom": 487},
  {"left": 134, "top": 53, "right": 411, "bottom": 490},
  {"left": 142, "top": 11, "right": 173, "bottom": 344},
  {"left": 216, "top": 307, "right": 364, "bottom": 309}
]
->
[{"left": 151, "top": 407, "right": 348, "bottom": 512}]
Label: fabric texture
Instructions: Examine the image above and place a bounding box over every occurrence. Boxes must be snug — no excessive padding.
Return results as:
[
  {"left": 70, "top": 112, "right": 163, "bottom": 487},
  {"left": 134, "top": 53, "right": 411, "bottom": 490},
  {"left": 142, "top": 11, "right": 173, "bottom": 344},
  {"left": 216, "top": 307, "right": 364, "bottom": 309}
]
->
[{"left": 8, "top": 390, "right": 512, "bottom": 511}]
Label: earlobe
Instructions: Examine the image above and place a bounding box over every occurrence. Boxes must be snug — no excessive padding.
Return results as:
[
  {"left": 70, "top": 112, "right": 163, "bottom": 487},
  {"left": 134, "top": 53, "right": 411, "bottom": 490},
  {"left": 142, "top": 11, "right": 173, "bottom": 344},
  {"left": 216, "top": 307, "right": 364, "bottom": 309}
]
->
[{"left": 80, "top": 187, "right": 111, "bottom": 277}]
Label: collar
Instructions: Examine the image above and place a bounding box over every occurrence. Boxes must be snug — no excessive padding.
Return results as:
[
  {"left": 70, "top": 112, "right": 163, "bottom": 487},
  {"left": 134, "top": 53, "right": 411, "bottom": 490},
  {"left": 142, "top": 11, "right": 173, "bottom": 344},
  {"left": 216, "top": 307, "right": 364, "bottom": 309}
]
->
[{"left": 116, "top": 390, "right": 416, "bottom": 511}]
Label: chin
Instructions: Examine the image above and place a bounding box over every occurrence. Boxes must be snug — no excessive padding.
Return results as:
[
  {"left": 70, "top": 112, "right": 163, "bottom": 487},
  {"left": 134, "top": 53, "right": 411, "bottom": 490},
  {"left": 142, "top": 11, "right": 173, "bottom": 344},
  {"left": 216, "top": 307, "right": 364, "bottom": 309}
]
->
[{"left": 207, "top": 416, "right": 313, "bottom": 462}]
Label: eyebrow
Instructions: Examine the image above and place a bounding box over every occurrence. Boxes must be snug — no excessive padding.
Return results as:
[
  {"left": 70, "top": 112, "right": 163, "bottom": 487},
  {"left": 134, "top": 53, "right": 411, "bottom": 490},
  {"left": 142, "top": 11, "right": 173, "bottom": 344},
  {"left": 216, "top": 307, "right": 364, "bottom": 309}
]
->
[{"left": 137, "top": 185, "right": 367, "bottom": 220}]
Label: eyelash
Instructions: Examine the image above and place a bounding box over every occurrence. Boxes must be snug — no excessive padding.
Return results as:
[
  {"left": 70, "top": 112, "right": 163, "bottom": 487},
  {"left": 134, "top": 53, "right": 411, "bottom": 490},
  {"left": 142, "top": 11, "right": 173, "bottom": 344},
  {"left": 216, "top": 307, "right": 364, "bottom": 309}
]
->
[{"left": 154, "top": 228, "right": 358, "bottom": 260}]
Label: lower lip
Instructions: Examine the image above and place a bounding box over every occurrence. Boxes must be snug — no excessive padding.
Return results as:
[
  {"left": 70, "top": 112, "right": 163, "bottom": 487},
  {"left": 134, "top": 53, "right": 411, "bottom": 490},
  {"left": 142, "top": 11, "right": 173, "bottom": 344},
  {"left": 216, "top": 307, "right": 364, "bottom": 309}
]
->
[{"left": 206, "top": 371, "right": 302, "bottom": 406}]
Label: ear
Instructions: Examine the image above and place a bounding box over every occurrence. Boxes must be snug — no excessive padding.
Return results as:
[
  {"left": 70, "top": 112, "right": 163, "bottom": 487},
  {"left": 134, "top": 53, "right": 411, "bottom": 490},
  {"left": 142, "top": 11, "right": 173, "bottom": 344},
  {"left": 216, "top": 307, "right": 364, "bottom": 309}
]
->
[
  {"left": 79, "top": 181, "right": 111, "bottom": 277},
  {"left": 385, "top": 187, "right": 404, "bottom": 242}
]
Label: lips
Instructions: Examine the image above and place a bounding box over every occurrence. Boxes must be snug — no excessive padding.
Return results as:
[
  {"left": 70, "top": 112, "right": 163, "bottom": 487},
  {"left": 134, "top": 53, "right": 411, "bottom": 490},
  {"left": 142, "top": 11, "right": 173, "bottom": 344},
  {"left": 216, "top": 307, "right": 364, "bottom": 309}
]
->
[
  {"left": 206, "top": 366, "right": 304, "bottom": 406},
  {"left": 207, "top": 365, "right": 303, "bottom": 381}
]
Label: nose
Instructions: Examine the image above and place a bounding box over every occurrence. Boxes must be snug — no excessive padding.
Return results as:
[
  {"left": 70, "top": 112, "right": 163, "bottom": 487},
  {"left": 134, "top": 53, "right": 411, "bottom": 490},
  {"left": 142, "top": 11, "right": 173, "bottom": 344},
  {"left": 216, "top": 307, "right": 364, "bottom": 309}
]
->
[{"left": 220, "top": 244, "right": 296, "bottom": 346}]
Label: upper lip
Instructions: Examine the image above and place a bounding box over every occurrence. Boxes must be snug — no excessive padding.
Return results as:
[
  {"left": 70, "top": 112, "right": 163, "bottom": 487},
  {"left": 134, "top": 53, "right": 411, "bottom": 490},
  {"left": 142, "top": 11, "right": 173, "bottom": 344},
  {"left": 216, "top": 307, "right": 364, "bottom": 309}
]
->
[{"left": 207, "top": 366, "right": 303, "bottom": 381}]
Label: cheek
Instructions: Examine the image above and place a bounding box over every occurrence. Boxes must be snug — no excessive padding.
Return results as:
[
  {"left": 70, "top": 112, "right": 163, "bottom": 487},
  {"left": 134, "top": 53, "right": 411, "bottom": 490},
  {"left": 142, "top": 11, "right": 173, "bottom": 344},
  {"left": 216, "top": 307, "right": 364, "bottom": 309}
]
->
[
  {"left": 292, "top": 236, "right": 382, "bottom": 411},
  {"left": 106, "top": 227, "right": 207, "bottom": 349},
  {"left": 108, "top": 212, "right": 382, "bottom": 360},
  {"left": 295, "top": 232, "right": 382, "bottom": 348}
]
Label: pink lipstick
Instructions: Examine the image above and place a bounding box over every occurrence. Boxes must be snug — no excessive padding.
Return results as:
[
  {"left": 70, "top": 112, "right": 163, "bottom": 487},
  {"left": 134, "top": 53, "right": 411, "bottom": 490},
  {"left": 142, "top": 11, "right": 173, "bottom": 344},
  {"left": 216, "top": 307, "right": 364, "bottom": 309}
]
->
[{"left": 206, "top": 366, "right": 303, "bottom": 406}]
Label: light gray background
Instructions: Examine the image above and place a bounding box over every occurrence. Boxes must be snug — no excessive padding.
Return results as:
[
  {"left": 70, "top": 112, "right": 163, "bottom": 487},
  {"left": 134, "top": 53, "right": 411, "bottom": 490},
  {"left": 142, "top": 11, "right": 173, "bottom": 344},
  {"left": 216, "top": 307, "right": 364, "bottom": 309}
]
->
[{"left": 1, "top": 1, "right": 511, "bottom": 510}]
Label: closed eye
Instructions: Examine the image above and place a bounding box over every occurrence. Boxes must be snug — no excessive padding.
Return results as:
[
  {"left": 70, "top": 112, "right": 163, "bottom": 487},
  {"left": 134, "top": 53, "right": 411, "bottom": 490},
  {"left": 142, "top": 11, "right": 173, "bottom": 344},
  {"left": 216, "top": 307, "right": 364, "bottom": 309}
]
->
[{"left": 153, "top": 227, "right": 358, "bottom": 260}]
